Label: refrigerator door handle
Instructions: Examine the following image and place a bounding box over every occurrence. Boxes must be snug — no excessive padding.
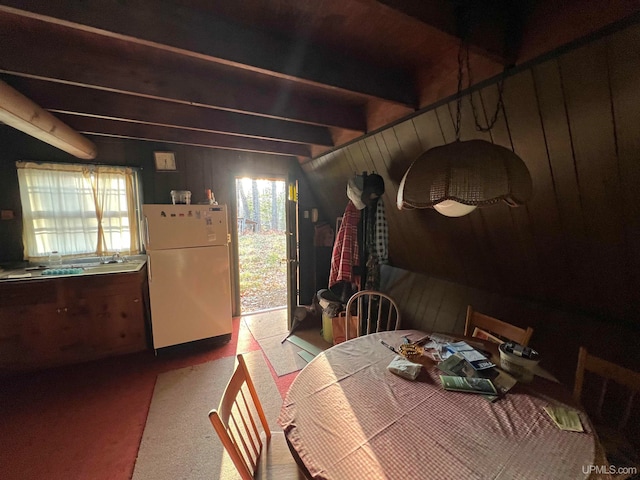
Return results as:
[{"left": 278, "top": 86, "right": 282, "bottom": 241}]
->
[
  {"left": 147, "top": 255, "right": 152, "bottom": 282},
  {"left": 143, "top": 215, "right": 150, "bottom": 249}
]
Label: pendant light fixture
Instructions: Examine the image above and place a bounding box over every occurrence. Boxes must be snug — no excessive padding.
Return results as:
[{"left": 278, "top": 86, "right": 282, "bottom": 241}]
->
[{"left": 397, "top": 31, "right": 532, "bottom": 217}]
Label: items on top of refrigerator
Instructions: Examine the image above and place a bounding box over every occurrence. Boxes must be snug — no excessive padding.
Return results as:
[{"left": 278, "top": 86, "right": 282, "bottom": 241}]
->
[
  {"left": 170, "top": 190, "right": 191, "bottom": 204},
  {"left": 205, "top": 189, "right": 218, "bottom": 205}
]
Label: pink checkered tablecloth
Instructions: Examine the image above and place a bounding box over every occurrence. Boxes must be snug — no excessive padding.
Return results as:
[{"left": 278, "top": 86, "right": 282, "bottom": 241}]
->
[{"left": 278, "top": 330, "right": 604, "bottom": 480}]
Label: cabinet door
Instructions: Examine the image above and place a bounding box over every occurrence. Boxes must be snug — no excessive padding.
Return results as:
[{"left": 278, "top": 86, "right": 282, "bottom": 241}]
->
[
  {"left": 0, "top": 269, "right": 148, "bottom": 372},
  {"left": 0, "top": 279, "right": 87, "bottom": 369},
  {"left": 85, "top": 292, "right": 146, "bottom": 354},
  {"left": 19, "top": 302, "right": 86, "bottom": 368},
  {"left": 0, "top": 304, "right": 45, "bottom": 369}
]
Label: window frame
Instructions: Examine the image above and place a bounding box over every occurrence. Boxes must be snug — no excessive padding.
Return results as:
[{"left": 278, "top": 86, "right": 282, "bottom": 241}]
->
[{"left": 16, "top": 161, "right": 144, "bottom": 261}]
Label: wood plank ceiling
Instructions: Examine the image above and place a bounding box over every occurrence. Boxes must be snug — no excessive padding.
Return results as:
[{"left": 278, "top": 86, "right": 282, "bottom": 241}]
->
[{"left": 0, "top": 0, "right": 639, "bottom": 162}]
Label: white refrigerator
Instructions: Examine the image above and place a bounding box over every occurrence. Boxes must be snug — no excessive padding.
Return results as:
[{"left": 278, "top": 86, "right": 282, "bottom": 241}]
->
[{"left": 143, "top": 204, "right": 232, "bottom": 349}]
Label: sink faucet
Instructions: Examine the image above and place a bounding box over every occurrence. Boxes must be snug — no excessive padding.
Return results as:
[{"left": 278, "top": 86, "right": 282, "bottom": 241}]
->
[{"left": 100, "top": 252, "right": 124, "bottom": 264}]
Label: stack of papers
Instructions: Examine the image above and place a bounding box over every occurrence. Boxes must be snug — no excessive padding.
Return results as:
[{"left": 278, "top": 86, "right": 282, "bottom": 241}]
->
[
  {"left": 437, "top": 352, "right": 516, "bottom": 402},
  {"left": 444, "top": 341, "right": 495, "bottom": 370},
  {"left": 543, "top": 406, "right": 584, "bottom": 432}
]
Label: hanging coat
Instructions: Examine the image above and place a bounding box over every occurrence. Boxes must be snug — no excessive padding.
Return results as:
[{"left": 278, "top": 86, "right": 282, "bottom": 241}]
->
[{"left": 329, "top": 201, "right": 361, "bottom": 290}]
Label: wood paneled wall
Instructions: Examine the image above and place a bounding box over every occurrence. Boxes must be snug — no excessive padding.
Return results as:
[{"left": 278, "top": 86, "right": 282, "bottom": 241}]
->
[
  {"left": 304, "top": 22, "right": 640, "bottom": 330},
  {"left": 0, "top": 131, "right": 313, "bottom": 315}
]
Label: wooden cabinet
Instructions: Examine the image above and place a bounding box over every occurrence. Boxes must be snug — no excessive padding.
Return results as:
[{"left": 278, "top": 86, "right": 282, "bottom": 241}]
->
[{"left": 0, "top": 266, "right": 149, "bottom": 374}]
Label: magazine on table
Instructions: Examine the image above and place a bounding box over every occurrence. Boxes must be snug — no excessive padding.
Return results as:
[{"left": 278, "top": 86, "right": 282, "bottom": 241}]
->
[
  {"left": 437, "top": 353, "right": 517, "bottom": 402},
  {"left": 444, "top": 341, "right": 495, "bottom": 370},
  {"left": 439, "top": 375, "right": 498, "bottom": 395}
]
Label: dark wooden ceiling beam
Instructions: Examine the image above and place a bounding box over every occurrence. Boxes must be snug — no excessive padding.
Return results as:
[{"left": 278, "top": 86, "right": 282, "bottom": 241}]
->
[
  {"left": 55, "top": 113, "right": 311, "bottom": 158},
  {"left": 375, "top": 0, "right": 531, "bottom": 65},
  {"left": 519, "top": 0, "right": 640, "bottom": 64},
  {"left": 0, "top": 0, "right": 417, "bottom": 107},
  {"left": 0, "top": 13, "right": 367, "bottom": 132},
  {"left": 1, "top": 75, "right": 334, "bottom": 147}
]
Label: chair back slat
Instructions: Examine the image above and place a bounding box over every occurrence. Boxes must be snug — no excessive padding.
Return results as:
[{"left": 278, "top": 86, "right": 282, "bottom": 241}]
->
[
  {"left": 229, "top": 412, "right": 257, "bottom": 472},
  {"left": 209, "top": 354, "right": 304, "bottom": 479},
  {"left": 574, "top": 346, "right": 640, "bottom": 433},
  {"left": 620, "top": 391, "right": 636, "bottom": 431},
  {"left": 346, "top": 290, "right": 400, "bottom": 339},
  {"left": 465, "top": 305, "right": 533, "bottom": 346},
  {"left": 595, "top": 378, "right": 609, "bottom": 421},
  {"left": 238, "top": 389, "right": 262, "bottom": 456},
  {"left": 209, "top": 354, "right": 271, "bottom": 480},
  {"left": 232, "top": 392, "right": 262, "bottom": 468}
]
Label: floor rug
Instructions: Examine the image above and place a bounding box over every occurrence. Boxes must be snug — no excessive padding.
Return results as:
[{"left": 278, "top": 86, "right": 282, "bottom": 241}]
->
[
  {"left": 243, "top": 308, "right": 289, "bottom": 341},
  {"left": 131, "top": 350, "right": 282, "bottom": 480},
  {"left": 245, "top": 308, "right": 308, "bottom": 376},
  {"left": 287, "top": 330, "right": 333, "bottom": 357},
  {"left": 256, "top": 333, "right": 309, "bottom": 376},
  {"left": 244, "top": 308, "right": 330, "bottom": 377}
]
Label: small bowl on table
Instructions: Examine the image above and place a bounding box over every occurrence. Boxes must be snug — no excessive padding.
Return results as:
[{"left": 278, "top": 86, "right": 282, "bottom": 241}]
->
[{"left": 499, "top": 342, "right": 540, "bottom": 382}]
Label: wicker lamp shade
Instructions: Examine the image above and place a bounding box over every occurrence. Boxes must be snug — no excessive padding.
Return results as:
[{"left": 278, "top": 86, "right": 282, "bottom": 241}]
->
[{"left": 397, "top": 139, "right": 532, "bottom": 216}]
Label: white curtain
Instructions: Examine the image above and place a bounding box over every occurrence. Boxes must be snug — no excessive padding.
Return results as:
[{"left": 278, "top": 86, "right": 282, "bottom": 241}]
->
[{"left": 16, "top": 162, "right": 140, "bottom": 261}]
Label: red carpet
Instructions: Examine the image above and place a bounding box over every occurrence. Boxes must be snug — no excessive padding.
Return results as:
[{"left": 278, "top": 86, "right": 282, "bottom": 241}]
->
[{"left": 0, "top": 315, "right": 299, "bottom": 480}]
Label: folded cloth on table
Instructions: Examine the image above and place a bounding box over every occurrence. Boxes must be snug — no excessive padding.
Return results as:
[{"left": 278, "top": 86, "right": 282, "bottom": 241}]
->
[{"left": 387, "top": 355, "right": 422, "bottom": 380}]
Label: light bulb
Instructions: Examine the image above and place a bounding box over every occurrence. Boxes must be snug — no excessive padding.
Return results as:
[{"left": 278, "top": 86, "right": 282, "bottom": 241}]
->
[{"left": 433, "top": 200, "right": 477, "bottom": 217}]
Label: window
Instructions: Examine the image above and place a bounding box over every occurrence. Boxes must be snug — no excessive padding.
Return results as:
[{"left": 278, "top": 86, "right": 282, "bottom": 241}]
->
[{"left": 16, "top": 161, "right": 142, "bottom": 261}]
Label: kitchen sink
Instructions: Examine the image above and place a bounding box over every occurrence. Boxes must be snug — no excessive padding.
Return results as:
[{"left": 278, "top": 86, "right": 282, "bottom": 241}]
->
[
  {"left": 82, "top": 260, "right": 145, "bottom": 274},
  {"left": 0, "top": 256, "right": 147, "bottom": 281}
]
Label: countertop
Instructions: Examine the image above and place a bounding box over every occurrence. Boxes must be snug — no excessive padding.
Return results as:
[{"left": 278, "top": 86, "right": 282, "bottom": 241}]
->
[{"left": 0, "top": 255, "right": 147, "bottom": 282}]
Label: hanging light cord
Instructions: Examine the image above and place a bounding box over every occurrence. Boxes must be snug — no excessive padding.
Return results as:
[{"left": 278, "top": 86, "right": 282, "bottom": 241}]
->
[
  {"left": 465, "top": 39, "right": 506, "bottom": 133},
  {"left": 454, "top": 39, "right": 464, "bottom": 141},
  {"left": 455, "top": 30, "right": 507, "bottom": 137}
]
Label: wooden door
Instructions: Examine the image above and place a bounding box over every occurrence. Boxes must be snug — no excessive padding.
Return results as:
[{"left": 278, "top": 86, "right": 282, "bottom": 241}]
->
[{"left": 286, "top": 174, "right": 299, "bottom": 329}]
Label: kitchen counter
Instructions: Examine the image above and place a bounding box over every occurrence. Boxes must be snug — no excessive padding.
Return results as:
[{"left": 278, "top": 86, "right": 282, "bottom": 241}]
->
[
  {"left": 0, "top": 258, "right": 150, "bottom": 374},
  {"left": 0, "top": 255, "right": 147, "bottom": 282}
]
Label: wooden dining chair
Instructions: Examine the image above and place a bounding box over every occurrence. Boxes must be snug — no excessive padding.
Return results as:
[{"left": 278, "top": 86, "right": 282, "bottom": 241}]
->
[
  {"left": 464, "top": 305, "right": 534, "bottom": 346},
  {"left": 208, "top": 354, "right": 305, "bottom": 480},
  {"left": 573, "top": 347, "right": 640, "bottom": 478},
  {"left": 345, "top": 290, "right": 401, "bottom": 341}
]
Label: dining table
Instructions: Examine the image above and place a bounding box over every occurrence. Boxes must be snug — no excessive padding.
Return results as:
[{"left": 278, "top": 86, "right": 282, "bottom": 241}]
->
[{"left": 278, "top": 329, "right": 611, "bottom": 480}]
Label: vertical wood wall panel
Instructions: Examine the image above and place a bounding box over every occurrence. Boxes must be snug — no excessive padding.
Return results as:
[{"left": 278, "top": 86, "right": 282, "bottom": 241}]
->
[
  {"left": 467, "top": 89, "right": 533, "bottom": 296},
  {"left": 532, "top": 59, "right": 593, "bottom": 307},
  {"left": 483, "top": 85, "right": 542, "bottom": 298},
  {"left": 560, "top": 38, "right": 630, "bottom": 318},
  {"left": 385, "top": 119, "right": 430, "bottom": 268},
  {"left": 412, "top": 110, "right": 445, "bottom": 151},
  {"left": 379, "top": 128, "right": 421, "bottom": 268},
  {"left": 362, "top": 135, "right": 410, "bottom": 267},
  {"left": 607, "top": 26, "right": 640, "bottom": 318},
  {"left": 443, "top": 100, "right": 502, "bottom": 290},
  {"left": 305, "top": 21, "right": 640, "bottom": 329},
  {"left": 503, "top": 70, "right": 567, "bottom": 303}
]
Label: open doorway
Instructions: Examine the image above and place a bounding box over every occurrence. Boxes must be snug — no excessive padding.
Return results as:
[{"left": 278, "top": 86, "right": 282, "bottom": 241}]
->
[{"left": 236, "top": 177, "right": 287, "bottom": 314}]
